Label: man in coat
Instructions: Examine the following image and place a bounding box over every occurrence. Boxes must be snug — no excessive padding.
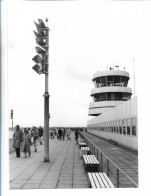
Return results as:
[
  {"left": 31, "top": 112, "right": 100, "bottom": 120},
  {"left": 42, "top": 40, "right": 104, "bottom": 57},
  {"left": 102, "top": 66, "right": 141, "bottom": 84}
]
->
[
  {"left": 13, "top": 125, "right": 23, "bottom": 157},
  {"left": 75, "top": 129, "right": 79, "bottom": 144}
]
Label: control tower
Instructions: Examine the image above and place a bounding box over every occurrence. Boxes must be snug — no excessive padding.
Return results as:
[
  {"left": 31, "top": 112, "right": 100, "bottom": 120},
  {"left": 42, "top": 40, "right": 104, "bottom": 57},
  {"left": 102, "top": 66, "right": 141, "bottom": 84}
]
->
[{"left": 89, "top": 67, "right": 132, "bottom": 116}]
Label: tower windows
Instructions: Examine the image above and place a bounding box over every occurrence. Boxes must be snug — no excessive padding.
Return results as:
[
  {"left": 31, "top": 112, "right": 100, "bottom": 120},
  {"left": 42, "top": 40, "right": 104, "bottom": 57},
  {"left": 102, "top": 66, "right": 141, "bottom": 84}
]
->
[
  {"left": 94, "top": 76, "right": 129, "bottom": 87},
  {"left": 92, "top": 92, "right": 131, "bottom": 102}
]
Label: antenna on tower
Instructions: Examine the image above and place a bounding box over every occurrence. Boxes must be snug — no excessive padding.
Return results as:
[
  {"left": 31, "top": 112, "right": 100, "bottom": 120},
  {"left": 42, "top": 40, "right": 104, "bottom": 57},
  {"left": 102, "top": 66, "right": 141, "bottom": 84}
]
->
[{"left": 133, "top": 59, "right": 135, "bottom": 97}]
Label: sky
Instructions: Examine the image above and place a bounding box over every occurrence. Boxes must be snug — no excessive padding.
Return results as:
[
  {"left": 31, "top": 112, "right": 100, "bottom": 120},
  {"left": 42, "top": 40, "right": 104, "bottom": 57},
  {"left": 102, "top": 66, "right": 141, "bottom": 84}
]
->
[{"left": 1, "top": 0, "right": 146, "bottom": 128}]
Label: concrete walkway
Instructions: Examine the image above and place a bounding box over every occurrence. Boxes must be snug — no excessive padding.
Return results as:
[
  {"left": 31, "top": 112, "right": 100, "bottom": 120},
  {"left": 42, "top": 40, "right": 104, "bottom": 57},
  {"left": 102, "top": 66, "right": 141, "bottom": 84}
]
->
[{"left": 9, "top": 133, "right": 89, "bottom": 189}]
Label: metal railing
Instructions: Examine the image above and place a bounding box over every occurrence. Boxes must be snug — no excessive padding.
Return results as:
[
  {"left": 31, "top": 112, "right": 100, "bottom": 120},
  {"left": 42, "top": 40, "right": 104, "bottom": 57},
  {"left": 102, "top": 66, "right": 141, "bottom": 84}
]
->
[{"left": 79, "top": 132, "right": 138, "bottom": 188}]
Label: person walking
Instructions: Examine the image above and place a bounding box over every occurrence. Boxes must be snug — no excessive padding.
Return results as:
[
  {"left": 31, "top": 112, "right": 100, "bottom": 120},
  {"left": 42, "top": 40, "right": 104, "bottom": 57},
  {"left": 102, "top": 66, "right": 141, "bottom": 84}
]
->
[
  {"left": 32, "top": 126, "right": 39, "bottom": 152},
  {"left": 21, "top": 129, "right": 31, "bottom": 158},
  {"left": 75, "top": 129, "right": 79, "bottom": 144},
  {"left": 50, "top": 131, "right": 54, "bottom": 139},
  {"left": 13, "top": 125, "right": 23, "bottom": 157},
  {"left": 31, "top": 129, "right": 34, "bottom": 144},
  {"left": 58, "top": 128, "right": 62, "bottom": 140},
  {"left": 62, "top": 128, "right": 66, "bottom": 141},
  {"left": 66, "top": 128, "right": 71, "bottom": 141},
  {"left": 38, "top": 126, "right": 43, "bottom": 145}
]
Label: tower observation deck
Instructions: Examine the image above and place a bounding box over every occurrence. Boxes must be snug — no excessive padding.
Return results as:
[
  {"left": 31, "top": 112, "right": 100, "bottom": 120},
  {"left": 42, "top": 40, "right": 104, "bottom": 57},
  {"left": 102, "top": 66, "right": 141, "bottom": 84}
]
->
[{"left": 89, "top": 68, "right": 132, "bottom": 116}]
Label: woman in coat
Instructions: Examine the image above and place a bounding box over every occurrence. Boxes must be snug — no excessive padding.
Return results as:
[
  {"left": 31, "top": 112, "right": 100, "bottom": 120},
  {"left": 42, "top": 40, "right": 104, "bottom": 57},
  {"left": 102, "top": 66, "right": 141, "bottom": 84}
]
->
[{"left": 21, "top": 129, "right": 31, "bottom": 158}]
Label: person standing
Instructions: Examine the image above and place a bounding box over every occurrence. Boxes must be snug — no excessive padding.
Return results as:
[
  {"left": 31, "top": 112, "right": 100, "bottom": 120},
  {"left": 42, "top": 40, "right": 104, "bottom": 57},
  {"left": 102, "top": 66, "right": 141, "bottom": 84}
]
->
[
  {"left": 75, "top": 129, "right": 79, "bottom": 144},
  {"left": 38, "top": 126, "right": 43, "bottom": 145},
  {"left": 21, "top": 129, "right": 31, "bottom": 158},
  {"left": 13, "top": 125, "right": 23, "bottom": 157},
  {"left": 32, "top": 126, "right": 39, "bottom": 152}
]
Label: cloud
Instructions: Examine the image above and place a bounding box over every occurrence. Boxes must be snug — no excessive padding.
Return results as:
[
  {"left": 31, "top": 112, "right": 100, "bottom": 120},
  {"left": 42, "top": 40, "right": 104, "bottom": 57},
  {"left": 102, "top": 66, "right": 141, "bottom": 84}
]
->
[{"left": 67, "top": 67, "right": 92, "bottom": 83}]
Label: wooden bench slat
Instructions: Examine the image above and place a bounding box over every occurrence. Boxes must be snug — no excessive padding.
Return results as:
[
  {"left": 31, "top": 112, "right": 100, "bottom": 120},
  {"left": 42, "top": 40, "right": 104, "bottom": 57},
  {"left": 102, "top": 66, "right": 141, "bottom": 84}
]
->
[
  {"left": 88, "top": 155, "right": 94, "bottom": 164},
  {"left": 88, "top": 155, "right": 93, "bottom": 164},
  {"left": 88, "top": 155, "right": 95, "bottom": 164},
  {"left": 90, "top": 155, "right": 96, "bottom": 164},
  {"left": 88, "top": 173, "right": 96, "bottom": 188},
  {"left": 92, "top": 173, "right": 101, "bottom": 188},
  {"left": 81, "top": 147, "right": 90, "bottom": 150},
  {"left": 84, "top": 155, "right": 99, "bottom": 165},
  {"left": 99, "top": 173, "right": 110, "bottom": 188},
  {"left": 95, "top": 173, "right": 106, "bottom": 188},
  {"left": 91, "top": 155, "right": 99, "bottom": 164},
  {"left": 88, "top": 172, "right": 114, "bottom": 188},
  {"left": 102, "top": 173, "right": 115, "bottom": 188},
  {"left": 83, "top": 155, "right": 88, "bottom": 164},
  {"left": 86, "top": 155, "right": 90, "bottom": 164},
  {"left": 93, "top": 156, "right": 99, "bottom": 164}
]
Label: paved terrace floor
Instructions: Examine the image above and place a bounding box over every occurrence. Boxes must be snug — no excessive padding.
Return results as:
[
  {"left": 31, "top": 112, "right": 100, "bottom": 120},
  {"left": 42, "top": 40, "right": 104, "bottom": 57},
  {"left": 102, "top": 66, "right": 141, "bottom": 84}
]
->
[{"left": 9, "top": 133, "right": 89, "bottom": 189}]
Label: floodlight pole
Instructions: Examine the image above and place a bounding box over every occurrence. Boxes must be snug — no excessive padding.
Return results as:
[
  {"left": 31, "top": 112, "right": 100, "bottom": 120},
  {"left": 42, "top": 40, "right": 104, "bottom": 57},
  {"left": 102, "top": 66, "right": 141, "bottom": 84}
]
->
[{"left": 43, "top": 20, "right": 50, "bottom": 162}]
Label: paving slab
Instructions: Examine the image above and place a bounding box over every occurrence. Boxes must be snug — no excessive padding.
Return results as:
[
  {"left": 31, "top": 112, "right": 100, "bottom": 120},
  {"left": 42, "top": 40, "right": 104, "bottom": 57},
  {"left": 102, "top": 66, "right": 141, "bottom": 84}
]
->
[{"left": 9, "top": 132, "right": 89, "bottom": 189}]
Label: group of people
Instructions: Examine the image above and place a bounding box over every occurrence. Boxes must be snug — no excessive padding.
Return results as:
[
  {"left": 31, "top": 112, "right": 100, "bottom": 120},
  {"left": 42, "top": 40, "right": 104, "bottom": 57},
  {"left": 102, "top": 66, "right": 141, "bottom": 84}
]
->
[
  {"left": 50, "top": 127, "right": 79, "bottom": 144},
  {"left": 13, "top": 125, "right": 43, "bottom": 158},
  {"left": 56, "top": 128, "right": 71, "bottom": 141},
  {"left": 13, "top": 125, "right": 80, "bottom": 158}
]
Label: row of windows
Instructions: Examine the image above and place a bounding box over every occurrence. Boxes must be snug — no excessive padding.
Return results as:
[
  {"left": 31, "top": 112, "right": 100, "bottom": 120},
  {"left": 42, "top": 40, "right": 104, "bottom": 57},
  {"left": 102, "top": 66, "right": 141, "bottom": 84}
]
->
[
  {"left": 92, "top": 92, "right": 131, "bottom": 102},
  {"left": 94, "top": 76, "right": 129, "bottom": 88},
  {"left": 88, "top": 118, "right": 137, "bottom": 136}
]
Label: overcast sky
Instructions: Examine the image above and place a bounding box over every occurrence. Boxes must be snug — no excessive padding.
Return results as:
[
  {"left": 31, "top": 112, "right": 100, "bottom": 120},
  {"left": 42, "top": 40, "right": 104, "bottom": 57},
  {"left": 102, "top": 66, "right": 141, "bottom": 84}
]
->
[{"left": 2, "top": 0, "right": 145, "bottom": 128}]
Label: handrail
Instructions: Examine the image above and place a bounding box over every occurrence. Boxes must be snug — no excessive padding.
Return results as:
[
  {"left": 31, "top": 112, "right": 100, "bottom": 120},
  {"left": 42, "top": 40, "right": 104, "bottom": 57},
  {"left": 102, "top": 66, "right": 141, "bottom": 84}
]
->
[{"left": 79, "top": 132, "right": 138, "bottom": 188}]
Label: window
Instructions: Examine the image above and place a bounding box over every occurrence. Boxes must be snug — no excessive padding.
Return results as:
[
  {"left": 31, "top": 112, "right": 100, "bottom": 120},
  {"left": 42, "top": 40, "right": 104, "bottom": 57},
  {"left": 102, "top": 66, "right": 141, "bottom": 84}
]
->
[
  {"left": 100, "top": 93, "right": 106, "bottom": 101},
  {"left": 115, "top": 92, "right": 122, "bottom": 100},
  {"left": 117, "top": 121, "right": 120, "bottom": 133},
  {"left": 107, "top": 76, "right": 114, "bottom": 86},
  {"left": 102, "top": 123, "right": 104, "bottom": 131},
  {"left": 127, "top": 119, "right": 131, "bottom": 135},
  {"left": 107, "top": 93, "right": 111, "bottom": 100},
  {"left": 113, "top": 121, "right": 117, "bottom": 133},
  {"left": 101, "top": 76, "right": 106, "bottom": 87},
  {"left": 109, "top": 122, "right": 113, "bottom": 132},
  {"left": 114, "top": 76, "right": 120, "bottom": 86},
  {"left": 94, "top": 94, "right": 99, "bottom": 102},
  {"left": 122, "top": 93, "right": 131, "bottom": 101},
  {"left": 120, "top": 76, "right": 125, "bottom": 86},
  {"left": 123, "top": 120, "right": 126, "bottom": 135},
  {"left": 104, "top": 122, "right": 107, "bottom": 132},
  {"left": 119, "top": 120, "right": 123, "bottom": 134},
  {"left": 132, "top": 118, "right": 137, "bottom": 136},
  {"left": 106, "top": 122, "right": 109, "bottom": 132},
  {"left": 111, "top": 93, "right": 115, "bottom": 101}
]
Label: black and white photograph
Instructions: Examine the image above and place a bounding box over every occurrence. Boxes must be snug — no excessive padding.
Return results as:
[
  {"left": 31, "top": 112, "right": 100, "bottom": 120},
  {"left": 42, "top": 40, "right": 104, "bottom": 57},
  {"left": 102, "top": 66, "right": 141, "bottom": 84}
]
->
[{"left": 1, "top": 0, "right": 151, "bottom": 195}]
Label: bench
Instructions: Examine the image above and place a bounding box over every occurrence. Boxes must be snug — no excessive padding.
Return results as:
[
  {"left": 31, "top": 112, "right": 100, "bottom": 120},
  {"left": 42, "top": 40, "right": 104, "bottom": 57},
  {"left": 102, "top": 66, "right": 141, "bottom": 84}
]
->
[
  {"left": 79, "top": 139, "right": 85, "bottom": 143},
  {"left": 79, "top": 141, "right": 87, "bottom": 149},
  {"left": 80, "top": 147, "right": 90, "bottom": 157},
  {"left": 88, "top": 172, "right": 115, "bottom": 188},
  {"left": 83, "top": 155, "right": 100, "bottom": 172}
]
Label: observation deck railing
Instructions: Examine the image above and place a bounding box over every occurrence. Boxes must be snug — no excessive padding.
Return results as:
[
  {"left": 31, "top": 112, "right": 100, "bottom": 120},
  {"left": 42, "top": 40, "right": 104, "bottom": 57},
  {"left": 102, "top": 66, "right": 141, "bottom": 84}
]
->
[{"left": 79, "top": 132, "right": 138, "bottom": 188}]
